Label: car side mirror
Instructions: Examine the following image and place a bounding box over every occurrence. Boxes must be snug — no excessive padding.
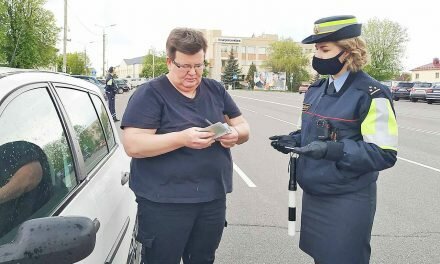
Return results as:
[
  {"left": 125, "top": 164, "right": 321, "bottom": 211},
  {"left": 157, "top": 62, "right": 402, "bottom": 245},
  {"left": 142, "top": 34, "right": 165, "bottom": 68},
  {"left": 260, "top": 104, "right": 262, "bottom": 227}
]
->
[{"left": 0, "top": 216, "right": 99, "bottom": 264}]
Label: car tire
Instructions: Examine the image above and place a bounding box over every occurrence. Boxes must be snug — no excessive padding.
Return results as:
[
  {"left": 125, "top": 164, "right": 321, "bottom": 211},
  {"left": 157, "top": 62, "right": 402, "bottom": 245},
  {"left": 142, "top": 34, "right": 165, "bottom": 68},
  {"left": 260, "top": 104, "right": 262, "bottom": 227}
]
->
[
  {"left": 410, "top": 98, "right": 418, "bottom": 102},
  {"left": 118, "top": 88, "right": 124, "bottom": 94},
  {"left": 427, "top": 100, "right": 433, "bottom": 104},
  {"left": 393, "top": 97, "right": 399, "bottom": 101}
]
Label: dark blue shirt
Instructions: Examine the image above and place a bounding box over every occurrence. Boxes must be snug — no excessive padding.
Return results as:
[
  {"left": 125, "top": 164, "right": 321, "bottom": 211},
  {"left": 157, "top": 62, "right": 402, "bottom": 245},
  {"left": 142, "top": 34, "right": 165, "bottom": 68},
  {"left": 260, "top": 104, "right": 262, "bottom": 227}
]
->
[{"left": 121, "top": 76, "right": 241, "bottom": 203}]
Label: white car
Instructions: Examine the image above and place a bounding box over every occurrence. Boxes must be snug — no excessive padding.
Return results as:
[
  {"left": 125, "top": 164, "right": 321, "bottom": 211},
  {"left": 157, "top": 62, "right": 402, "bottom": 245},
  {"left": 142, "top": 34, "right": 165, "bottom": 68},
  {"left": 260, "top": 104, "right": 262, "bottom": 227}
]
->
[
  {"left": 124, "top": 78, "right": 147, "bottom": 88},
  {"left": 0, "top": 68, "right": 140, "bottom": 264}
]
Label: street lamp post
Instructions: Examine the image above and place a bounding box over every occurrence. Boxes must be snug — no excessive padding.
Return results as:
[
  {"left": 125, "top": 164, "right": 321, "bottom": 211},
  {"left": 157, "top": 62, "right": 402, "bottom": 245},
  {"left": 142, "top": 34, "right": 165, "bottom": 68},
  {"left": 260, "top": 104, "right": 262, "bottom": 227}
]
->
[
  {"left": 150, "top": 47, "right": 156, "bottom": 78},
  {"left": 83, "top": 41, "right": 94, "bottom": 75},
  {"left": 95, "top": 24, "right": 116, "bottom": 77}
]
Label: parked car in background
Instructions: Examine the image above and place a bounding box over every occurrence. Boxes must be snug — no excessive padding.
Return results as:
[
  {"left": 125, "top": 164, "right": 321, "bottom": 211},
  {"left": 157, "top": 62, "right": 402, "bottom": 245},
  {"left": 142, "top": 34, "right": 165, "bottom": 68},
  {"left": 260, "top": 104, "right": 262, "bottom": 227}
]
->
[
  {"left": 0, "top": 68, "right": 140, "bottom": 264},
  {"left": 72, "top": 75, "right": 107, "bottom": 100},
  {"left": 125, "top": 77, "right": 147, "bottom": 88},
  {"left": 426, "top": 84, "right": 440, "bottom": 104},
  {"left": 114, "top": 79, "right": 130, "bottom": 93},
  {"left": 409, "top": 82, "right": 433, "bottom": 102},
  {"left": 391, "top": 81, "right": 414, "bottom": 101},
  {"left": 298, "top": 82, "right": 311, "bottom": 94}
]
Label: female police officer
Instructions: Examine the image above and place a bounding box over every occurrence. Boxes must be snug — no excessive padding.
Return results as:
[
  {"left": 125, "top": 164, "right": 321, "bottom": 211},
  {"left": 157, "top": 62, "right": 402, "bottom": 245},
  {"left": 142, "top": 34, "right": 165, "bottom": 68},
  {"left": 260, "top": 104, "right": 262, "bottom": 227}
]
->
[{"left": 270, "top": 15, "right": 398, "bottom": 264}]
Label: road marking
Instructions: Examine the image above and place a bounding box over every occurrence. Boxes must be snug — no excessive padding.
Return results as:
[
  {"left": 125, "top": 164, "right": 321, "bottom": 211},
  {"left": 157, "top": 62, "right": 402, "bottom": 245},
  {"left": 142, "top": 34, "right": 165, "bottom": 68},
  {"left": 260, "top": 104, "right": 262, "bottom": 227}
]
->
[
  {"left": 399, "top": 126, "right": 440, "bottom": 136},
  {"left": 264, "top": 114, "right": 298, "bottom": 127},
  {"left": 236, "top": 95, "right": 440, "bottom": 137},
  {"left": 397, "top": 157, "right": 440, "bottom": 173},
  {"left": 240, "top": 107, "right": 257, "bottom": 113},
  {"left": 233, "top": 162, "right": 256, "bottom": 187},
  {"left": 232, "top": 95, "right": 301, "bottom": 109},
  {"left": 236, "top": 95, "right": 440, "bottom": 173}
]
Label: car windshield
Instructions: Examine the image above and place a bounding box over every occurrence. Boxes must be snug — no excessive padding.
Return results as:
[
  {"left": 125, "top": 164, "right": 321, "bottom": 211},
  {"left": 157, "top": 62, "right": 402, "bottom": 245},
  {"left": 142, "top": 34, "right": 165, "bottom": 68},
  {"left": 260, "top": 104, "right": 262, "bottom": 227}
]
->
[
  {"left": 397, "top": 82, "right": 414, "bottom": 88},
  {"left": 414, "top": 82, "right": 432, "bottom": 88}
]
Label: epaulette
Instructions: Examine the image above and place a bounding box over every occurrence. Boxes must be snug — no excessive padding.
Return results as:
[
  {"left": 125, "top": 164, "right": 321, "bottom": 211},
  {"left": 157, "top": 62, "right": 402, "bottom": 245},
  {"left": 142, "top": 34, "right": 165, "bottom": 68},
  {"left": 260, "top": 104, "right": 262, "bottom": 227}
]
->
[
  {"left": 367, "top": 85, "right": 384, "bottom": 98},
  {"left": 309, "top": 78, "right": 326, "bottom": 88}
]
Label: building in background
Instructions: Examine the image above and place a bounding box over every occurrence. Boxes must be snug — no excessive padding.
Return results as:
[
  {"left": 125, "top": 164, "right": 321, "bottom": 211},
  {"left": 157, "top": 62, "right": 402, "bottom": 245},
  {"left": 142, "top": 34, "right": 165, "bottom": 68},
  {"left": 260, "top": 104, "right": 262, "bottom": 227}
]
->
[
  {"left": 115, "top": 56, "right": 145, "bottom": 78},
  {"left": 113, "top": 30, "right": 315, "bottom": 81},
  {"left": 410, "top": 58, "right": 440, "bottom": 82},
  {"left": 198, "top": 29, "right": 315, "bottom": 81}
]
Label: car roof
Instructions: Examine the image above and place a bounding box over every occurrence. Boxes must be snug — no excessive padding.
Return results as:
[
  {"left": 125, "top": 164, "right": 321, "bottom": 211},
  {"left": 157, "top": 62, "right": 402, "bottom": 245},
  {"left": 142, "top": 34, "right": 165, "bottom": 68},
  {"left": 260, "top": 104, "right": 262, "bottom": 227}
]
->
[{"left": 0, "top": 68, "right": 100, "bottom": 98}]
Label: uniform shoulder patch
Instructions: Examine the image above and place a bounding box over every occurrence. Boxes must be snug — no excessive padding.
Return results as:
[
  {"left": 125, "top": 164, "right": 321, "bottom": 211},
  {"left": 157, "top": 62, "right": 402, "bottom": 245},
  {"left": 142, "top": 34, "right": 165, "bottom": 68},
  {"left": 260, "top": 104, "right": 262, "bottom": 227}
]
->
[
  {"left": 368, "top": 85, "right": 384, "bottom": 98},
  {"left": 302, "top": 103, "right": 311, "bottom": 112}
]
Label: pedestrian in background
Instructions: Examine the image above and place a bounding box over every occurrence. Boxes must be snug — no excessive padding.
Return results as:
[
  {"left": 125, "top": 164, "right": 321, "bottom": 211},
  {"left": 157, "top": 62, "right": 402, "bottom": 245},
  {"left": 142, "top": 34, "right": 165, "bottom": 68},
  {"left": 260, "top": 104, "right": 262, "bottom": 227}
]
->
[
  {"left": 121, "top": 27, "right": 250, "bottom": 264},
  {"left": 105, "top": 66, "right": 119, "bottom": 122},
  {"left": 269, "top": 15, "right": 398, "bottom": 264}
]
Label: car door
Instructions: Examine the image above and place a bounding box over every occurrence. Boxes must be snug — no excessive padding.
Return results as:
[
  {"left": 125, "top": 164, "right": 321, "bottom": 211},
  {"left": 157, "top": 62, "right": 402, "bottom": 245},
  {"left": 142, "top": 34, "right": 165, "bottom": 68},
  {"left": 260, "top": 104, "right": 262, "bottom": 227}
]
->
[
  {"left": 0, "top": 83, "right": 80, "bottom": 245},
  {"left": 51, "top": 83, "right": 137, "bottom": 263},
  {"left": 0, "top": 81, "right": 137, "bottom": 263}
]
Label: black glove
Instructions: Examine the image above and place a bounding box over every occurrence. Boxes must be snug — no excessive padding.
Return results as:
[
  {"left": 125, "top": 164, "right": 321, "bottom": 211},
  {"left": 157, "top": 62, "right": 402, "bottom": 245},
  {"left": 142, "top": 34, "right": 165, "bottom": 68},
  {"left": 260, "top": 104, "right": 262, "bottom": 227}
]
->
[
  {"left": 269, "top": 135, "right": 297, "bottom": 154},
  {"left": 291, "top": 141, "right": 344, "bottom": 161},
  {"left": 291, "top": 141, "right": 327, "bottom": 159}
]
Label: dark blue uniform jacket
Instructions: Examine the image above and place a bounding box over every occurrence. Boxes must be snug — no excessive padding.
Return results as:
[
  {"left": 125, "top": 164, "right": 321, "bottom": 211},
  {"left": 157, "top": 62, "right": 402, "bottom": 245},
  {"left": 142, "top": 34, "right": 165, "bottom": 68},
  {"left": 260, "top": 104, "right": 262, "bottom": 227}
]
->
[{"left": 295, "top": 71, "right": 397, "bottom": 195}]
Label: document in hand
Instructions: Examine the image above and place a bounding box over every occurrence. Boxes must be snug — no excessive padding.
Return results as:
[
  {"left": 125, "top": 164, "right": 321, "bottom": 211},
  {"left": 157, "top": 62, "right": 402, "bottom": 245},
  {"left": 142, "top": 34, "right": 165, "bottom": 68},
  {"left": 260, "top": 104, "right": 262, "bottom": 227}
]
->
[{"left": 200, "top": 122, "right": 232, "bottom": 139}]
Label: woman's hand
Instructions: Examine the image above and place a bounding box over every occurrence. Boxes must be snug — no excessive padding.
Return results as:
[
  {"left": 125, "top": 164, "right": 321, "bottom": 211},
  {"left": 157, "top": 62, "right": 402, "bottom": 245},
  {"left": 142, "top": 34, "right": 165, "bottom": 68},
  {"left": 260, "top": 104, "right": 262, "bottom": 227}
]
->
[
  {"left": 181, "top": 127, "right": 216, "bottom": 149},
  {"left": 217, "top": 127, "right": 239, "bottom": 148}
]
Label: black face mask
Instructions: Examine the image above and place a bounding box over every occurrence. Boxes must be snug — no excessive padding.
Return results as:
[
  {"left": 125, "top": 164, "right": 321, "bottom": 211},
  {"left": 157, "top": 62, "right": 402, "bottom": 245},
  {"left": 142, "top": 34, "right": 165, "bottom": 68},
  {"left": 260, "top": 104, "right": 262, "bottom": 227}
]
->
[{"left": 312, "top": 51, "right": 345, "bottom": 75}]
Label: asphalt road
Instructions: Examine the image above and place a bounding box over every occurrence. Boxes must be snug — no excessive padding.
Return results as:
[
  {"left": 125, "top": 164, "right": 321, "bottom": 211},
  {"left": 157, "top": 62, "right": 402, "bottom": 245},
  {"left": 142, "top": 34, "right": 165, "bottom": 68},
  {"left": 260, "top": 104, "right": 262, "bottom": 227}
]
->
[{"left": 115, "top": 88, "right": 440, "bottom": 264}]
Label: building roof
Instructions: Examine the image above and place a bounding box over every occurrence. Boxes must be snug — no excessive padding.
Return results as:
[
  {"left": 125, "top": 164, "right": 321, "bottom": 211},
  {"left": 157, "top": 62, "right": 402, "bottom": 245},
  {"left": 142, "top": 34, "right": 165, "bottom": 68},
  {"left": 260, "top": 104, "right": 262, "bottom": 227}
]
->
[
  {"left": 123, "top": 56, "right": 146, "bottom": 65},
  {"left": 411, "top": 59, "right": 440, "bottom": 71}
]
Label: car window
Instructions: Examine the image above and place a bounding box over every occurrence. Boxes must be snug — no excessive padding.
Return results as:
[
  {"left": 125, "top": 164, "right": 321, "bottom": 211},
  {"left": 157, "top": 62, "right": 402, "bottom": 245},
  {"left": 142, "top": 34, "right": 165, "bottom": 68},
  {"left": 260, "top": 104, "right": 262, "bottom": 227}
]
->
[
  {"left": 0, "top": 87, "right": 76, "bottom": 243},
  {"left": 397, "top": 82, "right": 414, "bottom": 88},
  {"left": 414, "top": 82, "right": 432, "bottom": 88},
  {"left": 56, "top": 88, "right": 109, "bottom": 174},
  {"left": 90, "top": 94, "right": 116, "bottom": 149}
]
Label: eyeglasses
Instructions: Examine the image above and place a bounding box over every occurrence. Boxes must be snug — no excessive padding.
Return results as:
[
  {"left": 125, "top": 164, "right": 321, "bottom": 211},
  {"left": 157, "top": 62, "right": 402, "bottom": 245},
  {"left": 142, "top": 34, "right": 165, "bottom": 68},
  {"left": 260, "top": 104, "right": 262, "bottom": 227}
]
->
[{"left": 172, "top": 60, "right": 205, "bottom": 73}]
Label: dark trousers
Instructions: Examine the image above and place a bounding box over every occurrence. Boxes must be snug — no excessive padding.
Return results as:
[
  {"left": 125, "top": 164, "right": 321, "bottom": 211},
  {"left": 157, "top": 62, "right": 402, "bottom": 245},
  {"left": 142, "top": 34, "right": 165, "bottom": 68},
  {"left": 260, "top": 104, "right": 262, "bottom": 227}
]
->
[
  {"left": 106, "top": 90, "right": 116, "bottom": 118},
  {"left": 136, "top": 197, "right": 226, "bottom": 264}
]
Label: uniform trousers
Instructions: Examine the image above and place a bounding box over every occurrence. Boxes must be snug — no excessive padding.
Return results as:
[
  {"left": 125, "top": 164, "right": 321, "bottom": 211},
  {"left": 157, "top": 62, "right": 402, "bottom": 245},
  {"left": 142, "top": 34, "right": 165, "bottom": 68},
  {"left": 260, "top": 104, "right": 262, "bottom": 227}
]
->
[
  {"left": 106, "top": 90, "right": 116, "bottom": 118},
  {"left": 136, "top": 196, "right": 226, "bottom": 264}
]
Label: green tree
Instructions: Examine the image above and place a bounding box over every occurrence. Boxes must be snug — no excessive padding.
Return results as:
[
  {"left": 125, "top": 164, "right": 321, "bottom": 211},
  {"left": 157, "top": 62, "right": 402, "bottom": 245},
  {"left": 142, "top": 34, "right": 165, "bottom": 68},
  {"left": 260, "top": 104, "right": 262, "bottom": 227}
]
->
[
  {"left": 246, "top": 62, "right": 257, "bottom": 88},
  {"left": 265, "top": 40, "right": 310, "bottom": 92},
  {"left": 363, "top": 18, "right": 409, "bottom": 81},
  {"left": 1, "top": 0, "right": 59, "bottom": 68},
  {"left": 202, "top": 60, "right": 209, "bottom": 77},
  {"left": 222, "top": 49, "right": 241, "bottom": 88},
  {"left": 140, "top": 52, "right": 168, "bottom": 78},
  {"left": 56, "top": 52, "right": 89, "bottom": 75},
  {"left": 0, "top": 1, "right": 7, "bottom": 64}
]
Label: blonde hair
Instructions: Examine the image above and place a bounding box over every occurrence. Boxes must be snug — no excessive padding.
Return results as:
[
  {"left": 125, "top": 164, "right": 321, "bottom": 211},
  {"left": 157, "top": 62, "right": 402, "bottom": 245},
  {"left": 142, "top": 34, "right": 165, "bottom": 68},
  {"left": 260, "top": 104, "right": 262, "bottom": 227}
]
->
[{"left": 336, "top": 37, "right": 368, "bottom": 72}]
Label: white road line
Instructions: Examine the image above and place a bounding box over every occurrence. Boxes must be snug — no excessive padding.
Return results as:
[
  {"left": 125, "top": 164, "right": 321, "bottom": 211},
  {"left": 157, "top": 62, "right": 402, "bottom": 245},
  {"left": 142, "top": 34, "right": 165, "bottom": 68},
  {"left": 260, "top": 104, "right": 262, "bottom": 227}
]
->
[
  {"left": 235, "top": 95, "right": 440, "bottom": 173},
  {"left": 232, "top": 95, "right": 301, "bottom": 109},
  {"left": 240, "top": 107, "right": 257, "bottom": 113},
  {"left": 233, "top": 162, "right": 256, "bottom": 188},
  {"left": 264, "top": 114, "right": 298, "bottom": 127},
  {"left": 399, "top": 126, "right": 440, "bottom": 136},
  {"left": 397, "top": 157, "right": 440, "bottom": 173}
]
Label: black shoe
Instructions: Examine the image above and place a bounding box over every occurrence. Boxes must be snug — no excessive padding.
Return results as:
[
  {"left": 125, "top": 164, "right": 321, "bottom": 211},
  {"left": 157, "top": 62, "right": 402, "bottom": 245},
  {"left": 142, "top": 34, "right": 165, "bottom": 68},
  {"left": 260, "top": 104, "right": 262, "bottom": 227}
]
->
[{"left": 113, "top": 117, "right": 120, "bottom": 122}]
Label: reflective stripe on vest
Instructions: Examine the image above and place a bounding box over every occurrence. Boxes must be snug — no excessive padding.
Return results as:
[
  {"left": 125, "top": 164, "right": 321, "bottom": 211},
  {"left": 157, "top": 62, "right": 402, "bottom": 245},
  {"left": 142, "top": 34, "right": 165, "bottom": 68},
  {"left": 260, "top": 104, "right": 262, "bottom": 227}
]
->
[{"left": 361, "top": 98, "right": 398, "bottom": 151}]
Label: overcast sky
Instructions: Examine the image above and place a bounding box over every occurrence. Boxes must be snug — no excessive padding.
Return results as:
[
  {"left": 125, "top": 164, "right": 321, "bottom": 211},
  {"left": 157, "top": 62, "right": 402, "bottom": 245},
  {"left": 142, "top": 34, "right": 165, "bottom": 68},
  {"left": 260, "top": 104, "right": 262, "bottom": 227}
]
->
[{"left": 44, "top": 0, "right": 439, "bottom": 75}]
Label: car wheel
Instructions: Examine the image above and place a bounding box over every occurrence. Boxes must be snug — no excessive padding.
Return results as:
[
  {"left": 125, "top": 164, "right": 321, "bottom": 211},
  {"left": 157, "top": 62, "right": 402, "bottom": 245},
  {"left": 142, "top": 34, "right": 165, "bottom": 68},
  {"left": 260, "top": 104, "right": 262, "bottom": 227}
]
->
[
  {"left": 410, "top": 98, "right": 418, "bottom": 102},
  {"left": 118, "top": 88, "right": 124, "bottom": 94},
  {"left": 393, "top": 97, "right": 399, "bottom": 101},
  {"left": 427, "top": 100, "right": 433, "bottom": 104}
]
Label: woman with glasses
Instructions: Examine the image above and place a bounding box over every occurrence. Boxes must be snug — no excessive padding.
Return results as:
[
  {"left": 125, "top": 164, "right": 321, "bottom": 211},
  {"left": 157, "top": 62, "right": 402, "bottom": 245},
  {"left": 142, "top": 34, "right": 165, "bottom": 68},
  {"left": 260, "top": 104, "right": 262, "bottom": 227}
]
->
[{"left": 121, "top": 28, "right": 250, "bottom": 264}]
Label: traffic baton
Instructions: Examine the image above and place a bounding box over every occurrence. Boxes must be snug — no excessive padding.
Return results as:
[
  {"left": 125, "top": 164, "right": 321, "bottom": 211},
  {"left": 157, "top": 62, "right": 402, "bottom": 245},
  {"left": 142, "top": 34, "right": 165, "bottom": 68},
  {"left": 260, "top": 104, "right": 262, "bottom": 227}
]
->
[{"left": 288, "top": 153, "right": 297, "bottom": 236}]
